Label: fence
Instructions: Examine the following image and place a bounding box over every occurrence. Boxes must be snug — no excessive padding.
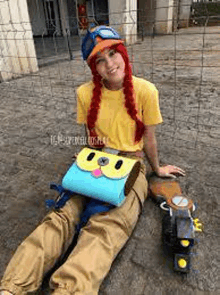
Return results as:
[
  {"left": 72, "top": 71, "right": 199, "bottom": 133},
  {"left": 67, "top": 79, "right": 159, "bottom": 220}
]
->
[
  {"left": 0, "top": 1, "right": 220, "bottom": 293},
  {"left": 190, "top": 0, "right": 220, "bottom": 25},
  {"left": 0, "top": 0, "right": 219, "bottom": 151}
]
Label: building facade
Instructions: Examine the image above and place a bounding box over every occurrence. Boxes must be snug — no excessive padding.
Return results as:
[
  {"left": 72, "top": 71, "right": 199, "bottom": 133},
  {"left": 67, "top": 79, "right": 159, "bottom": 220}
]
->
[{"left": 0, "top": 0, "right": 192, "bottom": 81}]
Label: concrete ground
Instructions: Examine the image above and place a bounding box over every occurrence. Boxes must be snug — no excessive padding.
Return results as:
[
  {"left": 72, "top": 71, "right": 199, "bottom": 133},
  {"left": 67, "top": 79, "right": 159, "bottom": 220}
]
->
[{"left": 0, "top": 26, "right": 219, "bottom": 294}]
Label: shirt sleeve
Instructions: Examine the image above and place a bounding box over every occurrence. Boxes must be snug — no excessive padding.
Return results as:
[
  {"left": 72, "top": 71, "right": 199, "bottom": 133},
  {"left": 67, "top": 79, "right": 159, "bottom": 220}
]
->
[
  {"left": 76, "top": 87, "right": 87, "bottom": 124},
  {"left": 142, "top": 87, "right": 163, "bottom": 126}
]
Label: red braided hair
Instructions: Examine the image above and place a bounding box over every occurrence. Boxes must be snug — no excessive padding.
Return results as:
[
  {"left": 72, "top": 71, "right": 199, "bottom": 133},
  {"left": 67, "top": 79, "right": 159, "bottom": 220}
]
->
[{"left": 87, "top": 43, "right": 145, "bottom": 148}]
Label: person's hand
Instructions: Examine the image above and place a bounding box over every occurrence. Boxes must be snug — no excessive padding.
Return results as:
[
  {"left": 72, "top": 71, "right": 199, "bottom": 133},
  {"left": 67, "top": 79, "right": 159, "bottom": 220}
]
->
[{"left": 155, "top": 165, "right": 185, "bottom": 178}]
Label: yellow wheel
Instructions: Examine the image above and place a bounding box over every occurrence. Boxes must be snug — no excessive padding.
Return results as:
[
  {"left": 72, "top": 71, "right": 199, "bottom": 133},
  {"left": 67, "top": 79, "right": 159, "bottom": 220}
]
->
[
  {"left": 180, "top": 239, "right": 190, "bottom": 247},
  {"left": 178, "top": 258, "right": 187, "bottom": 268}
]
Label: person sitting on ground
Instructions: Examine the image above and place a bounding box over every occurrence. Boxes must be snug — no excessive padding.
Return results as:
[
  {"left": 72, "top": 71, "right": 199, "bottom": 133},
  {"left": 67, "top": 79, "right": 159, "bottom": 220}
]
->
[{"left": 0, "top": 25, "right": 185, "bottom": 295}]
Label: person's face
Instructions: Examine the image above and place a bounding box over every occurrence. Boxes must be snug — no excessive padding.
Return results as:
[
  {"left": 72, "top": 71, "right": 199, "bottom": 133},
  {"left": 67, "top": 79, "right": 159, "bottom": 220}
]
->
[{"left": 95, "top": 48, "right": 125, "bottom": 90}]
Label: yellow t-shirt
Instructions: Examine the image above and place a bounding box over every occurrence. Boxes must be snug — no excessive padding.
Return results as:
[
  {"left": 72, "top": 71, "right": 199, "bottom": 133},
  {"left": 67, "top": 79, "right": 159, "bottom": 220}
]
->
[{"left": 77, "top": 76, "right": 163, "bottom": 151}]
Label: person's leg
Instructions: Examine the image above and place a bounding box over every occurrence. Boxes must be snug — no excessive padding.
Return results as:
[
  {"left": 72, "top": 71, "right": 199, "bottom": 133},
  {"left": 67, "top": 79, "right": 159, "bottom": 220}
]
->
[
  {"left": 0, "top": 195, "right": 86, "bottom": 295},
  {"left": 50, "top": 165, "right": 148, "bottom": 295}
]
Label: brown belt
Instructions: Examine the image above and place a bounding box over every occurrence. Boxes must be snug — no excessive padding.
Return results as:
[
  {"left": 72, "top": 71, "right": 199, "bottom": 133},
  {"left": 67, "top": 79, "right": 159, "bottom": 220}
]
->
[
  {"left": 102, "top": 147, "right": 144, "bottom": 159},
  {"left": 119, "top": 150, "right": 144, "bottom": 158}
]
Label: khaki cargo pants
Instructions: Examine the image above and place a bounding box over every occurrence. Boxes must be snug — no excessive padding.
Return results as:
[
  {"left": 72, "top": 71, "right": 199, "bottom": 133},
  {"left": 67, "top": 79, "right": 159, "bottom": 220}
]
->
[{"left": 0, "top": 162, "right": 148, "bottom": 295}]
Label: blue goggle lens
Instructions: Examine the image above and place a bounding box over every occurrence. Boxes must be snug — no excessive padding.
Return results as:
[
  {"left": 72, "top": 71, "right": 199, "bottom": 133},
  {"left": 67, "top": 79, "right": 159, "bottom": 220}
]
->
[{"left": 99, "top": 29, "right": 117, "bottom": 38}]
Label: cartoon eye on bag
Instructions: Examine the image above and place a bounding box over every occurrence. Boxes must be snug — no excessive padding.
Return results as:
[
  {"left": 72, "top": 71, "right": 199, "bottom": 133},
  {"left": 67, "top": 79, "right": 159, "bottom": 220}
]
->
[{"left": 62, "top": 148, "right": 141, "bottom": 206}]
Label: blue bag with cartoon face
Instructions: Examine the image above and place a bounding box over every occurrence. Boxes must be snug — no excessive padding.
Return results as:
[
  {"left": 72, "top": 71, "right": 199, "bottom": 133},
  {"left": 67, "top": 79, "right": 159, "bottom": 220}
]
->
[{"left": 62, "top": 148, "right": 141, "bottom": 206}]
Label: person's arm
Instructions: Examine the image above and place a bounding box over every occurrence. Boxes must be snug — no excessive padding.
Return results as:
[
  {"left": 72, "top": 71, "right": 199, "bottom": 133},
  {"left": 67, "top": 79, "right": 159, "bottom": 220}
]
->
[{"left": 143, "top": 125, "right": 185, "bottom": 178}]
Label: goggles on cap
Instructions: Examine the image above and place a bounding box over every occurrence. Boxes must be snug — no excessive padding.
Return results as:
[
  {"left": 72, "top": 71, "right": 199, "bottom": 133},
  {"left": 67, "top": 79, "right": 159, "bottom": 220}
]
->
[{"left": 81, "top": 26, "right": 122, "bottom": 60}]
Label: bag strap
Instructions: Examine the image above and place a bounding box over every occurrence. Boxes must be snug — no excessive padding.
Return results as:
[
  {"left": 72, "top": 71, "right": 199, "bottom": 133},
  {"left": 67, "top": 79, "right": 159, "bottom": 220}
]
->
[
  {"left": 45, "top": 183, "right": 73, "bottom": 209},
  {"left": 45, "top": 183, "right": 114, "bottom": 233},
  {"left": 76, "top": 199, "right": 114, "bottom": 234}
]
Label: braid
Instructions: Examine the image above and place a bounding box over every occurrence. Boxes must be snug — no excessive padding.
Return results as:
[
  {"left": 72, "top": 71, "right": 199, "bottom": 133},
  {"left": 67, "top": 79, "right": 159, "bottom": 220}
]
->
[
  {"left": 87, "top": 43, "right": 145, "bottom": 147},
  {"left": 115, "top": 44, "right": 145, "bottom": 143},
  {"left": 87, "top": 55, "right": 104, "bottom": 147}
]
